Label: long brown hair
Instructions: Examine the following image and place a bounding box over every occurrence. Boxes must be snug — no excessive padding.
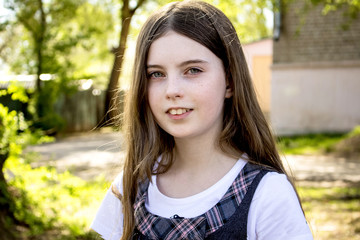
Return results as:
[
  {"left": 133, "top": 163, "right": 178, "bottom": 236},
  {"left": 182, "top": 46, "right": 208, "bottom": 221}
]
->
[{"left": 120, "top": 1, "right": 289, "bottom": 239}]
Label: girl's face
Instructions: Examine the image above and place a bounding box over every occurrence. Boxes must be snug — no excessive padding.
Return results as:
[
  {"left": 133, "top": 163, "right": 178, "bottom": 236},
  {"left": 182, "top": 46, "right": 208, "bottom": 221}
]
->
[{"left": 147, "top": 31, "right": 232, "bottom": 141}]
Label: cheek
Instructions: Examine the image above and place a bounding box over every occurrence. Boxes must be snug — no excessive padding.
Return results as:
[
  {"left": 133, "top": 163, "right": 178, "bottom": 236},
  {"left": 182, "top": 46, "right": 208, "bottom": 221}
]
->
[
  {"left": 147, "top": 85, "right": 160, "bottom": 114},
  {"left": 201, "top": 77, "right": 227, "bottom": 101},
  {"left": 197, "top": 86, "right": 226, "bottom": 115},
  {"left": 203, "top": 79, "right": 227, "bottom": 111}
]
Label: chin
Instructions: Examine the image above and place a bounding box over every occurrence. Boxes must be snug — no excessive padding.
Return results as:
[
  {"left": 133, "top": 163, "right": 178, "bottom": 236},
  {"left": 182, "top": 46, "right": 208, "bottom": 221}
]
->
[{"left": 168, "top": 131, "right": 194, "bottom": 140}]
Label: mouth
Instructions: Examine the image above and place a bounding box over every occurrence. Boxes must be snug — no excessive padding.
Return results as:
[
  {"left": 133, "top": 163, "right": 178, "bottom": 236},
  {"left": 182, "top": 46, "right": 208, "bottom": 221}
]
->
[{"left": 167, "top": 108, "right": 192, "bottom": 115}]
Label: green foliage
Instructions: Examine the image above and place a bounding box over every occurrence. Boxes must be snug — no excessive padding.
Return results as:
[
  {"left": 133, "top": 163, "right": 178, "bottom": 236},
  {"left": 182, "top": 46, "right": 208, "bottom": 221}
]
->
[
  {"left": 346, "top": 125, "right": 360, "bottom": 138},
  {"left": 137, "top": 0, "right": 272, "bottom": 43},
  {"left": 0, "top": 80, "right": 65, "bottom": 136},
  {"left": 0, "top": 103, "right": 53, "bottom": 237},
  {"left": 210, "top": 0, "right": 272, "bottom": 42},
  {"left": 2, "top": 0, "right": 115, "bottom": 84},
  {"left": 317, "top": 0, "right": 360, "bottom": 30},
  {"left": 2, "top": 0, "right": 116, "bottom": 130},
  {"left": 285, "top": 0, "right": 360, "bottom": 31},
  {"left": 0, "top": 99, "right": 54, "bottom": 161},
  {"left": 5, "top": 154, "right": 109, "bottom": 238},
  {"left": 277, "top": 133, "right": 346, "bottom": 155},
  {"left": 332, "top": 125, "right": 360, "bottom": 159},
  {"left": 6, "top": 83, "right": 30, "bottom": 103},
  {"left": 299, "top": 186, "right": 360, "bottom": 202},
  {"left": 277, "top": 126, "right": 360, "bottom": 155},
  {"left": 309, "top": 0, "right": 360, "bottom": 19},
  {"left": 0, "top": 104, "right": 19, "bottom": 158},
  {"left": 0, "top": 101, "right": 100, "bottom": 238}
]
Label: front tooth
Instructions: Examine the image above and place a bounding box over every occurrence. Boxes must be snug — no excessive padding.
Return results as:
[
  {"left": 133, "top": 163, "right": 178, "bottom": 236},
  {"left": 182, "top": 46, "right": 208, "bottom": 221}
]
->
[
  {"left": 176, "top": 109, "right": 183, "bottom": 114},
  {"left": 170, "top": 109, "right": 177, "bottom": 115}
]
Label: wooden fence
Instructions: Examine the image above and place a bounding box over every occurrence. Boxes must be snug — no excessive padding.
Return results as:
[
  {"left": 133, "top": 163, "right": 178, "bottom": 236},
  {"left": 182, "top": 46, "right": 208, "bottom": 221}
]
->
[
  {"left": 55, "top": 89, "right": 106, "bottom": 132},
  {"left": 0, "top": 87, "right": 124, "bottom": 133}
]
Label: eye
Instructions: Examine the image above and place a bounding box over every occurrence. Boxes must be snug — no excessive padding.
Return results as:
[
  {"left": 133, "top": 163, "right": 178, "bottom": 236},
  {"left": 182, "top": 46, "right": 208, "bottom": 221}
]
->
[
  {"left": 148, "top": 71, "right": 165, "bottom": 79},
  {"left": 186, "top": 67, "right": 202, "bottom": 75}
]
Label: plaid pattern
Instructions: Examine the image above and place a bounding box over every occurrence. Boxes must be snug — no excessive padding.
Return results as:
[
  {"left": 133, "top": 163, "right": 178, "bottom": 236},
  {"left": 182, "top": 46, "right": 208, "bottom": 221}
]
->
[
  {"left": 133, "top": 163, "right": 263, "bottom": 239},
  {"left": 204, "top": 163, "right": 261, "bottom": 236}
]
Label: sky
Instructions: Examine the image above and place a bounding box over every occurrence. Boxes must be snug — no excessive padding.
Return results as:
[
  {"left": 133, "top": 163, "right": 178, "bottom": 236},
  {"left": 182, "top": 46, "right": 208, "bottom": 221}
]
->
[{"left": 0, "top": 0, "right": 10, "bottom": 18}]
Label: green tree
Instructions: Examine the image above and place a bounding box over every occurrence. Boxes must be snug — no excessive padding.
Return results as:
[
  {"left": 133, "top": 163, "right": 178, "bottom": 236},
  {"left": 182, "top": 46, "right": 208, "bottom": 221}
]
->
[
  {"left": 0, "top": 102, "right": 24, "bottom": 239},
  {"left": 0, "top": 84, "right": 53, "bottom": 238},
  {"left": 2, "top": 0, "right": 115, "bottom": 133},
  {"left": 103, "top": 0, "right": 147, "bottom": 125},
  {"left": 2, "top": 0, "right": 84, "bottom": 133},
  {"left": 3, "top": 0, "right": 84, "bottom": 91},
  {"left": 209, "top": 0, "right": 272, "bottom": 42}
]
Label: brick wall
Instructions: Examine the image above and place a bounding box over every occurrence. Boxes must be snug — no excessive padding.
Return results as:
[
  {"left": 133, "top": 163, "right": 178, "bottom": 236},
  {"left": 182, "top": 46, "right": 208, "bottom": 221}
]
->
[{"left": 273, "top": 1, "right": 360, "bottom": 63}]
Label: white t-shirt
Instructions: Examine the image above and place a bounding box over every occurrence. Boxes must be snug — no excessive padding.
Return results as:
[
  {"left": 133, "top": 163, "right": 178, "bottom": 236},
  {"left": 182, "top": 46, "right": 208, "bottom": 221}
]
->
[{"left": 91, "top": 159, "right": 313, "bottom": 240}]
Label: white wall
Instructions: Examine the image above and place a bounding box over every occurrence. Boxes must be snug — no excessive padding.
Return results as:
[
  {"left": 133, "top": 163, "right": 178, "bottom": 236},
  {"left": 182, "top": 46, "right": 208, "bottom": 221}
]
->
[{"left": 271, "top": 60, "right": 360, "bottom": 135}]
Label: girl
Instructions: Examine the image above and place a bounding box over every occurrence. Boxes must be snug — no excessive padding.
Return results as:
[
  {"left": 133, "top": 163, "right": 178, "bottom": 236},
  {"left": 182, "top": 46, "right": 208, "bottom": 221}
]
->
[{"left": 91, "top": 1, "right": 313, "bottom": 239}]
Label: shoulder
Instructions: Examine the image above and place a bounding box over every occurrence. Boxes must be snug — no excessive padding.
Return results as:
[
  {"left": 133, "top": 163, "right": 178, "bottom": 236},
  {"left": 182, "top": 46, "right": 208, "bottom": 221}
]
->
[
  {"left": 90, "top": 171, "right": 124, "bottom": 240},
  {"left": 252, "top": 171, "right": 301, "bottom": 213},
  {"left": 251, "top": 171, "right": 301, "bottom": 218},
  {"left": 247, "top": 172, "right": 313, "bottom": 240},
  {"left": 255, "top": 171, "right": 296, "bottom": 200},
  {"left": 112, "top": 171, "right": 124, "bottom": 195}
]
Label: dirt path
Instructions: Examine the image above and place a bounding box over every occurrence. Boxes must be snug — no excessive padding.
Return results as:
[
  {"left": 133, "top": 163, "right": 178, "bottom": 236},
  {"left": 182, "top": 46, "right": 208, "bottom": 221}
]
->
[
  {"left": 25, "top": 131, "right": 360, "bottom": 186},
  {"left": 26, "top": 131, "right": 125, "bottom": 181},
  {"left": 284, "top": 155, "right": 360, "bottom": 187}
]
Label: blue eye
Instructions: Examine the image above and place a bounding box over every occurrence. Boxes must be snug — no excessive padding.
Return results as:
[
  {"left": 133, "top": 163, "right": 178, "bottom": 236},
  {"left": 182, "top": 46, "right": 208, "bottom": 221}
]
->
[
  {"left": 148, "top": 72, "right": 165, "bottom": 79},
  {"left": 187, "top": 68, "right": 202, "bottom": 75}
]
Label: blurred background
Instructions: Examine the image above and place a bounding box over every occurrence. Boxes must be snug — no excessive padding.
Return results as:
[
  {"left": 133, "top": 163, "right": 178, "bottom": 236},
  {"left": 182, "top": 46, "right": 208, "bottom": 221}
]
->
[{"left": 0, "top": 0, "right": 359, "bottom": 239}]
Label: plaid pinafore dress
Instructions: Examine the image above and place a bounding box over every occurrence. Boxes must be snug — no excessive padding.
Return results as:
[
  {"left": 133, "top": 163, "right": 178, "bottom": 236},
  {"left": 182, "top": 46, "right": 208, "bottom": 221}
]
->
[{"left": 131, "top": 163, "right": 270, "bottom": 240}]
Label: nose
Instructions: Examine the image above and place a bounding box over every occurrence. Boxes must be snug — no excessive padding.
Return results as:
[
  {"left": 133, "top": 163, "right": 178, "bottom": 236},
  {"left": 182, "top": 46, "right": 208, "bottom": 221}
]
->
[{"left": 165, "top": 74, "right": 183, "bottom": 100}]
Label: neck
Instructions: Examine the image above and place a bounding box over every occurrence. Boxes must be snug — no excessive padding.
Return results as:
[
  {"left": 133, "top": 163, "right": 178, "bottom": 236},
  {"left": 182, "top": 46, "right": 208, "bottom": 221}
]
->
[
  {"left": 175, "top": 136, "right": 217, "bottom": 165},
  {"left": 157, "top": 133, "right": 239, "bottom": 198},
  {"left": 172, "top": 134, "right": 237, "bottom": 173}
]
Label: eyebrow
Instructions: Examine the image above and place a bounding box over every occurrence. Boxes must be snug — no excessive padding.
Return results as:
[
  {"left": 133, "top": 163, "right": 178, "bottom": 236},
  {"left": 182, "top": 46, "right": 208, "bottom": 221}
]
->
[{"left": 146, "top": 59, "right": 209, "bottom": 69}]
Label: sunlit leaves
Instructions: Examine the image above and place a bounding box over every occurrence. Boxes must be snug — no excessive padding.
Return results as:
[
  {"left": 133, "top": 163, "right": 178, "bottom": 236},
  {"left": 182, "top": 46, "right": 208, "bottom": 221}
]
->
[
  {"left": 208, "top": 0, "right": 272, "bottom": 42},
  {"left": 2, "top": 0, "right": 115, "bottom": 86}
]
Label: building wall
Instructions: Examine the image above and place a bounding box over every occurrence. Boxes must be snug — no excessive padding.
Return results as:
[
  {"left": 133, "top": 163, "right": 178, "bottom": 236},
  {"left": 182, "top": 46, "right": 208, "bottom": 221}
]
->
[
  {"left": 273, "top": 1, "right": 360, "bottom": 63},
  {"left": 243, "top": 39, "right": 272, "bottom": 115},
  {"left": 272, "top": 61, "right": 360, "bottom": 134},
  {"left": 271, "top": 1, "right": 360, "bottom": 135}
]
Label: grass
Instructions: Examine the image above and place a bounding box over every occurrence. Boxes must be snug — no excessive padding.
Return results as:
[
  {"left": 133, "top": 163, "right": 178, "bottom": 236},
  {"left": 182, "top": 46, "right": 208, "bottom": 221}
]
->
[
  {"left": 277, "top": 127, "right": 360, "bottom": 239},
  {"left": 6, "top": 156, "right": 359, "bottom": 240},
  {"left": 299, "top": 186, "right": 360, "bottom": 240},
  {"left": 277, "top": 133, "right": 345, "bottom": 155},
  {"left": 5, "top": 153, "right": 109, "bottom": 239},
  {"left": 277, "top": 126, "right": 360, "bottom": 156}
]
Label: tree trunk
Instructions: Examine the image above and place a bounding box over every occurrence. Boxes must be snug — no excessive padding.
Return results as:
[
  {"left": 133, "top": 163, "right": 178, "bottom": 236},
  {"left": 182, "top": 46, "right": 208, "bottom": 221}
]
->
[
  {"left": 0, "top": 152, "right": 16, "bottom": 239},
  {"left": 36, "top": 0, "right": 46, "bottom": 94},
  {"left": 34, "top": 0, "right": 46, "bottom": 124},
  {"left": 102, "top": 0, "right": 146, "bottom": 127}
]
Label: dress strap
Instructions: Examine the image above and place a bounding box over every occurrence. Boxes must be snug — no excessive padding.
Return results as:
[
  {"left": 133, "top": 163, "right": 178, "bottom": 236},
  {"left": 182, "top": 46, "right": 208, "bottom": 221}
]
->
[
  {"left": 205, "top": 167, "right": 269, "bottom": 239},
  {"left": 132, "top": 163, "right": 271, "bottom": 240}
]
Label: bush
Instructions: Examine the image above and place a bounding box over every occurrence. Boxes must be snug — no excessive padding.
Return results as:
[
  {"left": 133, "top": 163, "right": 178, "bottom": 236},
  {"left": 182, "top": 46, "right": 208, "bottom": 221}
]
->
[
  {"left": 333, "top": 126, "right": 360, "bottom": 159},
  {"left": 5, "top": 155, "right": 108, "bottom": 239},
  {"left": 0, "top": 104, "right": 19, "bottom": 160},
  {"left": 277, "top": 133, "right": 345, "bottom": 155}
]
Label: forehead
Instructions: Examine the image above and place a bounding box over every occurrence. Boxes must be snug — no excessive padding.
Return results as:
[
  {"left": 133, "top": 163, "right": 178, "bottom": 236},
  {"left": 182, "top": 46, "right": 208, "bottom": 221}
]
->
[{"left": 147, "top": 31, "right": 218, "bottom": 65}]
